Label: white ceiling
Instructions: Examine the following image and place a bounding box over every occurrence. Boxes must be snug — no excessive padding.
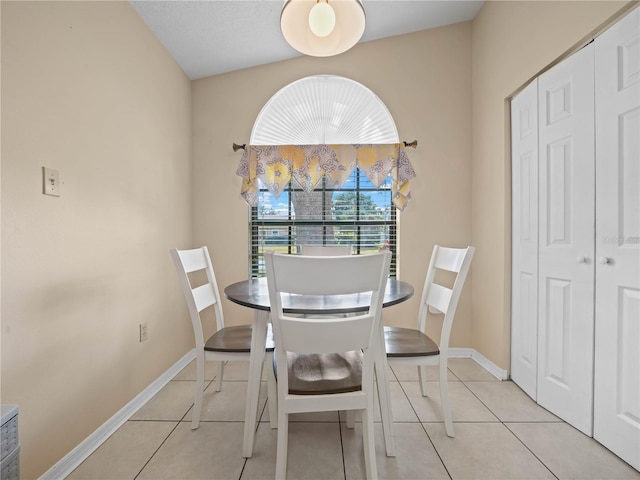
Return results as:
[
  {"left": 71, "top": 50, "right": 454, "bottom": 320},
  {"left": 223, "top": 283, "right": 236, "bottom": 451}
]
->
[{"left": 129, "top": 0, "right": 484, "bottom": 80}]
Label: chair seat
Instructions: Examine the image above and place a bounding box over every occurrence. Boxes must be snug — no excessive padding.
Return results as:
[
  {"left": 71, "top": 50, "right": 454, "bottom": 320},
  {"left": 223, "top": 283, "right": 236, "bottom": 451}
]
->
[
  {"left": 384, "top": 326, "right": 439, "bottom": 357},
  {"left": 285, "top": 351, "right": 363, "bottom": 395},
  {"left": 205, "top": 323, "right": 275, "bottom": 352}
]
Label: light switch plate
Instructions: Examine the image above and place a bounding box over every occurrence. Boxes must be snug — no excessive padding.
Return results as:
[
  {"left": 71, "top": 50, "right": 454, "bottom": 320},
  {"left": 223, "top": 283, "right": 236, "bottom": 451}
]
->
[{"left": 43, "top": 167, "right": 60, "bottom": 196}]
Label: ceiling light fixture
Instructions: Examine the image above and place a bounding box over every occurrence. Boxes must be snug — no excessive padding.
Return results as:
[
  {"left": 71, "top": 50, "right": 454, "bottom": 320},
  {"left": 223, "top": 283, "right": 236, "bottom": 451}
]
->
[{"left": 281, "top": 0, "right": 366, "bottom": 57}]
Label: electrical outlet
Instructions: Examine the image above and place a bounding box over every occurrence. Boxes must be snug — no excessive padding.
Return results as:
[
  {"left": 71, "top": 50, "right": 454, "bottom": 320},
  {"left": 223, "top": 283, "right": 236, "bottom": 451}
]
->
[{"left": 139, "top": 323, "right": 148, "bottom": 342}]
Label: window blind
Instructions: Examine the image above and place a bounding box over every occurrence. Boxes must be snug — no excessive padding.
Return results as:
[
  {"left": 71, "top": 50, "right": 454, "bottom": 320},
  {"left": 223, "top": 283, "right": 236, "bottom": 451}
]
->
[{"left": 249, "top": 168, "right": 397, "bottom": 277}]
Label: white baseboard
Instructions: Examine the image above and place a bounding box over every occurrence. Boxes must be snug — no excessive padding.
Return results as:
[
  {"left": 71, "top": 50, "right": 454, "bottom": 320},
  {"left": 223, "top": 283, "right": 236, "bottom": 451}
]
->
[
  {"left": 449, "top": 347, "right": 509, "bottom": 380},
  {"left": 39, "top": 350, "right": 195, "bottom": 480}
]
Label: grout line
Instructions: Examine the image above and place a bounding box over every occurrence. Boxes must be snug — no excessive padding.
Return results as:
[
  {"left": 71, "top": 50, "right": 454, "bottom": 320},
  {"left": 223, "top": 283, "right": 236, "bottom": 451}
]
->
[
  {"left": 337, "top": 412, "right": 348, "bottom": 480},
  {"left": 133, "top": 419, "right": 183, "bottom": 479},
  {"left": 420, "top": 422, "right": 453, "bottom": 480},
  {"left": 503, "top": 423, "right": 560, "bottom": 480},
  {"left": 446, "top": 366, "right": 463, "bottom": 383},
  {"left": 457, "top": 377, "right": 500, "bottom": 420}
]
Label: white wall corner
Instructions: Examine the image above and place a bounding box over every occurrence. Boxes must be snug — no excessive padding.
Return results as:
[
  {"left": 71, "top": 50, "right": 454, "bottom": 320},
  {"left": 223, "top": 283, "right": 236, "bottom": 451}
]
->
[{"left": 449, "top": 347, "right": 509, "bottom": 380}]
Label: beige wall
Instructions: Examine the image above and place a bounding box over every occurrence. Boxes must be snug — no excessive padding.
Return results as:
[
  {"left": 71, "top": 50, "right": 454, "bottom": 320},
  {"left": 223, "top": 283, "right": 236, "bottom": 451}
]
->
[
  {"left": 1, "top": 2, "right": 192, "bottom": 478},
  {"left": 1, "top": 1, "right": 635, "bottom": 478},
  {"left": 191, "top": 22, "right": 474, "bottom": 346},
  {"left": 470, "top": 0, "right": 633, "bottom": 369}
]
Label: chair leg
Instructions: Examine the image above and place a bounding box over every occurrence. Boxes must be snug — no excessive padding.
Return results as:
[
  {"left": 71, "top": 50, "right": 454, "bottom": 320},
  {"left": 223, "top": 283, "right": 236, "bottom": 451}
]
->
[
  {"left": 361, "top": 408, "right": 378, "bottom": 480},
  {"left": 214, "top": 360, "right": 224, "bottom": 392},
  {"left": 275, "top": 411, "right": 289, "bottom": 480},
  {"left": 439, "top": 360, "right": 454, "bottom": 437},
  {"left": 417, "top": 365, "right": 427, "bottom": 397},
  {"left": 374, "top": 353, "right": 396, "bottom": 456},
  {"left": 265, "top": 352, "right": 278, "bottom": 429},
  {"left": 418, "top": 365, "right": 428, "bottom": 397},
  {"left": 191, "top": 353, "right": 205, "bottom": 430}
]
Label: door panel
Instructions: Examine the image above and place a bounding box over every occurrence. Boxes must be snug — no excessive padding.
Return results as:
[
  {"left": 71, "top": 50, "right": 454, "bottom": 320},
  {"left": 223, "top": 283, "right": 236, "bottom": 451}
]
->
[
  {"left": 537, "top": 44, "right": 595, "bottom": 436},
  {"left": 510, "top": 80, "right": 539, "bottom": 400},
  {"left": 594, "top": 7, "right": 640, "bottom": 470},
  {"left": 543, "top": 277, "right": 571, "bottom": 388}
]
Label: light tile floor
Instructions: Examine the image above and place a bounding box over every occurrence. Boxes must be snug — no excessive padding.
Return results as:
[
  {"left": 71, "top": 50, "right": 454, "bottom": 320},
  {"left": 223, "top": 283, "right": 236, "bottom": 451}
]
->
[{"left": 67, "top": 359, "right": 640, "bottom": 480}]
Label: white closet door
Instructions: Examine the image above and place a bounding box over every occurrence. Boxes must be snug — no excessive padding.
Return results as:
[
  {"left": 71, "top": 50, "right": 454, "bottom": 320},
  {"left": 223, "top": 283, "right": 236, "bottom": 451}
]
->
[
  {"left": 537, "top": 44, "right": 595, "bottom": 436},
  {"left": 510, "top": 80, "right": 539, "bottom": 400},
  {"left": 593, "top": 7, "right": 640, "bottom": 471}
]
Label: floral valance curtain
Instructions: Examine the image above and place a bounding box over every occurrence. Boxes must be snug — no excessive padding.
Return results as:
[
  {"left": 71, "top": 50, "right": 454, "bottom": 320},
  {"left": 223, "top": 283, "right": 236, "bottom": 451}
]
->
[{"left": 236, "top": 144, "right": 416, "bottom": 211}]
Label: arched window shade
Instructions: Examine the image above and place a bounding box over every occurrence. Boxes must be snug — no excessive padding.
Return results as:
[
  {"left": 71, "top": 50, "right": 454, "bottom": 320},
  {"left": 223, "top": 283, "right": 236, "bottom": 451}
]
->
[
  {"left": 238, "top": 75, "right": 416, "bottom": 211},
  {"left": 251, "top": 75, "right": 400, "bottom": 145}
]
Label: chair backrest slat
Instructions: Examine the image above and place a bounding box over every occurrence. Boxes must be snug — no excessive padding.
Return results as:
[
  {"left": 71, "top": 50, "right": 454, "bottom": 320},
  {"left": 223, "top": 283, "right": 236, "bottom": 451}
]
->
[
  {"left": 300, "top": 245, "right": 352, "bottom": 256},
  {"left": 178, "top": 247, "right": 209, "bottom": 274},
  {"left": 192, "top": 283, "right": 217, "bottom": 312},
  {"left": 425, "top": 283, "right": 453, "bottom": 314},
  {"left": 432, "top": 246, "right": 469, "bottom": 272},
  {"left": 280, "top": 315, "right": 374, "bottom": 354}
]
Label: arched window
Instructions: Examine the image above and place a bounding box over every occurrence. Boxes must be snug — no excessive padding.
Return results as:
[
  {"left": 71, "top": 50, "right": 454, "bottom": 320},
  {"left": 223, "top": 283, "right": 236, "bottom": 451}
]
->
[
  {"left": 248, "top": 75, "right": 400, "bottom": 277},
  {"left": 251, "top": 75, "right": 399, "bottom": 145}
]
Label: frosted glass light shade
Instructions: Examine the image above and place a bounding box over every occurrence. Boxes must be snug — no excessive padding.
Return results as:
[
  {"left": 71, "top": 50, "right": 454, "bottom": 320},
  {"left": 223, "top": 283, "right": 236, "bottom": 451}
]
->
[
  {"left": 308, "top": 2, "right": 335, "bottom": 37},
  {"left": 281, "top": 0, "right": 365, "bottom": 57}
]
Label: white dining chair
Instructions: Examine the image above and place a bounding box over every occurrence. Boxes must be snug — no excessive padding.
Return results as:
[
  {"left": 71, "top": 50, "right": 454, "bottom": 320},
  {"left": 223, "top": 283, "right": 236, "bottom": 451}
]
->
[
  {"left": 384, "top": 245, "right": 474, "bottom": 437},
  {"left": 171, "top": 246, "right": 277, "bottom": 430},
  {"left": 265, "top": 250, "right": 391, "bottom": 479},
  {"left": 299, "top": 244, "right": 352, "bottom": 256}
]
